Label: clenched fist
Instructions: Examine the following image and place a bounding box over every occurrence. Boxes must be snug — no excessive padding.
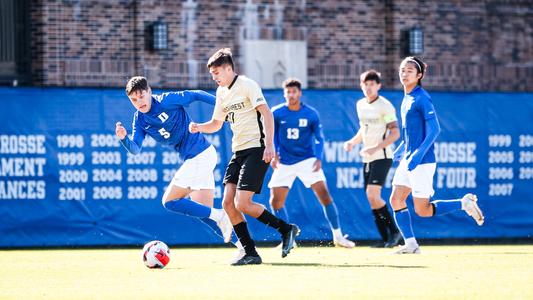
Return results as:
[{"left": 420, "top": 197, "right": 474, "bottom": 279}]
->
[
  {"left": 115, "top": 122, "right": 127, "bottom": 140},
  {"left": 262, "top": 143, "right": 275, "bottom": 163},
  {"left": 343, "top": 141, "right": 355, "bottom": 152},
  {"left": 189, "top": 122, "right": 200, "bottom": 133}
]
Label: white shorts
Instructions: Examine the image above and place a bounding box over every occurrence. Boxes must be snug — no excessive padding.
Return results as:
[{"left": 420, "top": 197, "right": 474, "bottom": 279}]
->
[
  {"left": 391, "top": 158, "right": 436, "bottom": 198},
  {"left": 171, "top": 145, "right": 216, "bottom": 190},
  {"left": 268, "top": 157, "right": 326, "bottom": 189}
]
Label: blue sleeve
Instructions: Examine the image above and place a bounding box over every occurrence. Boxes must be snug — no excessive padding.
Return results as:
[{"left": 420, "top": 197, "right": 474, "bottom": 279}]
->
[
  {"left": 418, "top": 96, "right": 437, "bottom": 120},
  {"left": 393, "top": 140, "right": 405, "bottom": 162},
  {"left": 415, "top": 95, "right": 439, "bottom": 156},
  {"left": 273, "top": 111, "right": 281, "bottom": 154},
  {"left": 161, "top": 90, "right": 216, "bottom": 107},
  {"left": 186, "top": 90, "right": 216, "bottom": 106},
  {"left": 407, "top": 116, "right": 440, "bottom": 170},
  {"left": 312, "top": 112, "right": 325, "bottom": 161},
  {"left": 417, "top": 116, "right": 441, "bottom": 158},
  {"left": 119, "top": 112, "right": 145, "bottom": 155}
]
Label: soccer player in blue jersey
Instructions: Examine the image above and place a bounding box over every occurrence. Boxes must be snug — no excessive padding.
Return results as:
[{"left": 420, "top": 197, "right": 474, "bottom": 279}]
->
[
  {"left": 269, "top": 78, "right": 355, "bottom": 248},
  {"left": 390, "top": 57, "right": 485, "bottom": 254},
  {"left": 115, "top": 76, "right": 237, "bottom": 249}
]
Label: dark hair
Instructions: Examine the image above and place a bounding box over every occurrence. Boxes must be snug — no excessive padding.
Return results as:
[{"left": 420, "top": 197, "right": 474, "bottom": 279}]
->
[
  {"left": 207, "top": 48, "right": 234, "bottom": 70},
  {"left": 360, "top": 69, "right": 382, "bottom": 84},
  {"left": 401, "top": 56, "right": 427, "bottom": 85},
  {"left": 282, "top": 78, "right": 302, "bottom": 90},
  {"left": 125, "top": 76, "right": 150, "bottom": 95}
]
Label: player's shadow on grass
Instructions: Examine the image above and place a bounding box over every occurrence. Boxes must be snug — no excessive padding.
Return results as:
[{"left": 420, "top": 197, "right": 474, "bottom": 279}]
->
[
  {"left": 265, "top": 262, "right": 426, "bottom": 269},
  {"left": 485, "top": 252, "right": 533, "bottom": 255}
]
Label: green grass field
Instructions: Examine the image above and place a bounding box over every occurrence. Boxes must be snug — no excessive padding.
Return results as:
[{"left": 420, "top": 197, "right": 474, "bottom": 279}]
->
[{"left": 1, "top": 245, "right": 532, "bottom": 299}]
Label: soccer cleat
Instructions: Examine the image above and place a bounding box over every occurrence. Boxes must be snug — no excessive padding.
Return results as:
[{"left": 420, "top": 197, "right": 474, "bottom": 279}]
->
[
  {"left": 275, "top": 241, "right": 297, "bottom": 250},
  {"left": 216, "top": 211, "right": 233, "bottom": 243},
  {"left": 230, "top": 247, "right": 246, "bottom": 264},
  {"left": 384, "top": 232, "right": 403, "bottom": 248},
  {"left": 393, "top": 244, "right": 421, "bottom": 254},
  {"left": 230, "top": 254, "right": 262, "bottom": 266},
  {"left": 333, "top": 234, "right": 355, "bottom": 248},
  {"left": 461, "top": 193, "right": 484, "bottom": 226},
  {"left": 281, "top": 224, "right": 300, "bottom": 258}
]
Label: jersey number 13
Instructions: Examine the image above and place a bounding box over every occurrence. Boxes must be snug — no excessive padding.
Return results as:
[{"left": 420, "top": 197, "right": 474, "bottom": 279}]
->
[{"left": 287, "top": 128, "right": 299, "bottom": 139}]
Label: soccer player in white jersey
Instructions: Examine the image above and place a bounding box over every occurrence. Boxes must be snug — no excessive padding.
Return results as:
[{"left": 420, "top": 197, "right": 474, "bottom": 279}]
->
[
  {"left": 391, "top": 57, "right": 484, "bottom": 254},
  {"left": 269, "top": 78, "right": 355, "bottom": 248},
  {"left": 343, "top": 70, "right": 402, "bottom": 248},
  {"left": 189, "top": 48, "right": 299, "bottom": 265},
  {"left": 115, "top": 76, "right": 236, "bottom": 249}
]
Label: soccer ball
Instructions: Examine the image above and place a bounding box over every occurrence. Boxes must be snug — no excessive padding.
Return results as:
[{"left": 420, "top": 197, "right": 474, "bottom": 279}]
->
[{"left": 142, "top": 240, "right": 170, "bottom": 269}]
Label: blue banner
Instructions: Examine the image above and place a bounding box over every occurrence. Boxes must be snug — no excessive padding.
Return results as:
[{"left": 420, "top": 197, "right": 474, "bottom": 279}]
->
[{"left": 0, "top": 87, "right": 531, "bottom": 247}]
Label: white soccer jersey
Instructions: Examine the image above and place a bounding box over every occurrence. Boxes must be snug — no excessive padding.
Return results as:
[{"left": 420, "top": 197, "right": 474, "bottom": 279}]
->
[
  {"left": 356, "top": 95, "right": 397, "bottom": 163},
  {"left": 213, "top": 75, "right": 268, "bottom": 152}
]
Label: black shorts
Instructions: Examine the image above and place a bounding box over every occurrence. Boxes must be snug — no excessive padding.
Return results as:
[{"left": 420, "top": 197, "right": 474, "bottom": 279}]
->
[
  {"left": 363, "top": 158, "right": 393, "bottom": 188},
  {"left": 223, "top": 147, "right": 269, "bottom": 194}
]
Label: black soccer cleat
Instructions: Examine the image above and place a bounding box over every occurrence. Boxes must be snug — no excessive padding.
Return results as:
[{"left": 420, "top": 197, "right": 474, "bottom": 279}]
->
[
  {"left": 230, "top": 254, "right": 262, "bottom": 266},
  {"left": 281, "top": 224, "right": 300, "bottom": 258},
  {"left": 384, "top": 232, "right": 403, "bottom": 248}
]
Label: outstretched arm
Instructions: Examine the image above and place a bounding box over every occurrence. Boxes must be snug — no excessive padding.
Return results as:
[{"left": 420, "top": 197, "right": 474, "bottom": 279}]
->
[
  {"left": 163, "top": 90, "right": 216, "bottom": 107},
  {"left": 189, "top": 91, "right": 224, "bottom": 134},
  {"left": 184, "top": 90, "right": 216, "bottom": 106},
  {"left": 189, "top": 119, "right": 224, "bottom": 134}
]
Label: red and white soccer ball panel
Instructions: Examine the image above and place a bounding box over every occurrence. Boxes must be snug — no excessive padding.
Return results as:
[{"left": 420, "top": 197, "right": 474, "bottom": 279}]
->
[{"left": 142, "top": 240, "right": 170, "bottom": 268}]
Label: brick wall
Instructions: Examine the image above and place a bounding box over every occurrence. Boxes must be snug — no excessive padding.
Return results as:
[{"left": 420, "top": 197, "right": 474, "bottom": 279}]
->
[{"left": 30, "top": 0, "right": 533, "bottom": 91}]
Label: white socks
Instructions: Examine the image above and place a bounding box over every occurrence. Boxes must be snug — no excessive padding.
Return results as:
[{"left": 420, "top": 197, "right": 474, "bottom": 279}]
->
[
  {"left": 234, "top": 240, "right": 243, "bottom": 250},
  {"left": 332, "top": 228, "right": 342, "bottom": 240},
  {"left": 404, "top": 237, "right": 418, "bottom": 248},
  {"left": 209, "top": 208, "right": 223, "bottom": 221}
]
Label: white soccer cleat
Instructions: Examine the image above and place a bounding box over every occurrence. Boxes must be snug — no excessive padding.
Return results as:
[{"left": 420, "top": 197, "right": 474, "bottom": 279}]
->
[
  {"left": 216, "top": 211, "right": 233, "bottom": 243},
  {"left": 333, "top": 234, "right": 355, "bottom": 248},
  {"left": 393, "top": 244, "right": 421, "bottom": 254},
  {"left": 461, "top": 193, "right": 484, "bottom": 226}
]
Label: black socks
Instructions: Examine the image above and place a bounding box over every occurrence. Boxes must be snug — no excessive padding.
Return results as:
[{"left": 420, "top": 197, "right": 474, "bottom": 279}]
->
[
  {"left": 233, "top": 222, "right": 258, "bottom": 256},
  {"left": 257, "top": 209, "right": 292, "bottom": 234},
  {"left": 372, "top": 205, "right": 400, "bottom": 242}
]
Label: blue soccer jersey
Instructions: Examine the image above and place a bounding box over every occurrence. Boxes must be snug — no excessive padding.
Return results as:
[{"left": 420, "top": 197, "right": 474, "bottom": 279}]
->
[
  {"left": 400, "top": 86, "right": 438, "bottom": 164},
  {"left": 272, "top": 103, "right": 324, "bottom": 165},
  {"left": 120, "top": 90, "right": 215, "bottom": 161}
]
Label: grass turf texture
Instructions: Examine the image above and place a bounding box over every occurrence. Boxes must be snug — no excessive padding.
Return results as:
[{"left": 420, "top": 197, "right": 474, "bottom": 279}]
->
[{"left": 1, "top": 245, "right": 531, "bottom": 299}]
